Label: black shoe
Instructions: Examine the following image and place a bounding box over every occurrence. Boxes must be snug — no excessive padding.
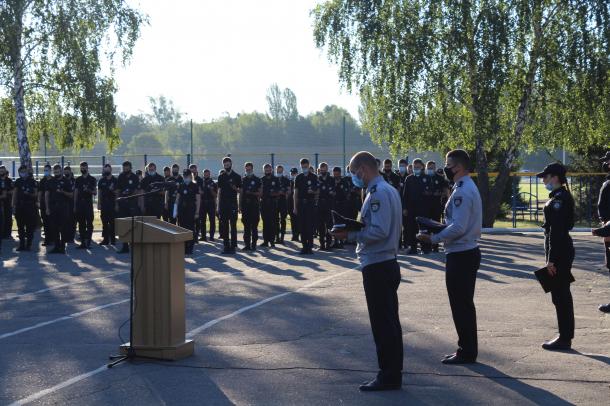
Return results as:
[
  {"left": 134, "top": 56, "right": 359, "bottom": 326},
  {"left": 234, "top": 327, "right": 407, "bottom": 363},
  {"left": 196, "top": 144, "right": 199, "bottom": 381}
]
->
[
  {"left": 260, "top": 242, "right": 269, "bottom": 248},
  {"left": 242, "top": 245, "right": 251, "bottom": 251},
  {"left": 49, "top": 247, "right": 66, "bottom": 254},
  {"left": 299, "top": 248, "right": 308, "bottom": 255},
  {"left": 200, "top": 236, "right": 207, "bottom": 242},
  {"left": 599, "top": 303, "right": 610, "bottom": 313},
  {"left": 251, "top": 243, "right": 257, "bottom": 251},
  {"left": 270, "top": 242, "right": 275, "bottom": 248},
  {"left": 441, "top": 353, "right": 476, "bottom": 364},
  {"left": 16, "top": 244, "right": 25, "bottom": 252},
  {"left": 76, "top": 243, "right": 87, "bottom": 250},
  {"left": 110, "top": 239, "right": 116, "bottom": 246},
  {"left": 209, "top": 237, "right": 215, "bottom": 242},
  {"left": 407, "top": 248, "right": 418, "bottom": 255},
  {"left": 118, "top": 246, "right": 129, "bottom": 254},
  {"left": 359, "top": 378, "right": 401, "bottom": 392},
  {"left": 291, "top": 236, "right": 299, "bottom": 242},
  {"left": 100, "top": 239, "right": 109, "bottom": 246},
  {"left": 542, "top": 337, "right": 572, "bottom": 351}
]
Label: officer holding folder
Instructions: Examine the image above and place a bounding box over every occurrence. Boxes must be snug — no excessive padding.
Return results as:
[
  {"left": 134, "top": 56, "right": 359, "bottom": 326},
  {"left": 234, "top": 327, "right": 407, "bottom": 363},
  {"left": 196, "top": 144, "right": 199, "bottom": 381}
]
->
[{"left": 332, "top": 151, "right": 403, "bottom": 392}]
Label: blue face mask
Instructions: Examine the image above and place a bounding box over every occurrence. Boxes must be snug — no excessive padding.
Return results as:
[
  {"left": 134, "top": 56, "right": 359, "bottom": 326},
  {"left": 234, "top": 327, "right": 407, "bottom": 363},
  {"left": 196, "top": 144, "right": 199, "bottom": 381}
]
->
[
  {"left": 301, "top": 167, "right": 309, "bottom": 174},
  {"left": 351, "top": 172, "right": 365, "bottom": 188},
  {"left": 399, "top": 166, "right": 407, "bottom": 175},
  {"left": 413, "top": 169, "right": 422, "bottom": 176},
  {"left": 426, "top": 169, "right": 435, "bottom": 176},
  {"left": 545, "top": 183, "right": 555, "bottom": 192}
]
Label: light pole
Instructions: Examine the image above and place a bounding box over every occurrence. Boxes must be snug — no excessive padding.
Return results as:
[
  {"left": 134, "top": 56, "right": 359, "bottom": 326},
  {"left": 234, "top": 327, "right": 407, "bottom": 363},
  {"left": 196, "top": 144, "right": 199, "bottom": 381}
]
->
[
  {"left": 190, "top": 118, "right": 193, "bottom": 161},
  {"left": 342, "top": 115, "right": 346, "bottom": 170}
]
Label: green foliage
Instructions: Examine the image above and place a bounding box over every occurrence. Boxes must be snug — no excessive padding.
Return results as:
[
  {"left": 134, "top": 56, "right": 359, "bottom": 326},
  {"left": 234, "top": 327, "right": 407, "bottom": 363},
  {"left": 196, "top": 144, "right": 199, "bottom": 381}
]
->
[
  {"left": 313, "top": 0, "right": 610, "bottom": 225},
  {"left": 0, "top": 0, "right": 146, "bottom": 160}
]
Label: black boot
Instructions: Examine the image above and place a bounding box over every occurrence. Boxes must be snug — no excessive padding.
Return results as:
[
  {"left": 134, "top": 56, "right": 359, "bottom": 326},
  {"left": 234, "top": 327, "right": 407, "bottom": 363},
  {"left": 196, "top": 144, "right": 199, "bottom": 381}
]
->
[
  {"left": 16, "top": 239, "right": 25, "bottom": 251},
  {"left": 118, "top": 243, "right": 129, "bottom": 254}
]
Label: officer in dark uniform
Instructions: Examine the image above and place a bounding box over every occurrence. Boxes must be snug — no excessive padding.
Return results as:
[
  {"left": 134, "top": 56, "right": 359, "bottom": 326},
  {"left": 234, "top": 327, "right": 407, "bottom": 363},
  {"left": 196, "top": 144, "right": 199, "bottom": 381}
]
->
[
  {"left": 162, "top": 166, "right": 171, "bottom": 222},
  {"left": 74, "top": 162, "right": 97, "bottom": 249},
  {"left": 240, "top": 162, "right": 262, "bottom": 251},
  {"left": 403, "top": 158, "right": 427, "bottom": 254},
  {"left": 0, "top": 168, "right": 5, "bottom": 251},
  {"left": 425, "top": 161, "right": 449, "bottom": 252},
  {"left": 38, "top": 164, "right": 52, "bottom": 246},
  {"left": 316, "top": 162, "right": 334, "bottom": 251},
  {"left": 217, "top": 157, "right": 242, "bottom": 254},
  {"left": 287, "top": 167, "right": 300, "bottom": 242},
  {"left": 46, "top": 164, "right": 73, "bottom": 254},
  {"left": 537, "top": 163, "right": 576, "bottom": 351},
  {"left": 63, "top": 166, "right": 76, "bottom": 243},
  {"left": 294, "top": 158, "right": 318, "bottom": 254},
  {"left": 139, "top": 162, "right": 165, "bottom": 219},
  {"left": 382, "top": 159, "right": 402, "bottom": 191},
  {"left": 116, "top": 161, "right": 141, "bottom": 254},
  {"left": 188, "top": 164, "right": 203, "bottom": 241},
  {"left": 200, "top": 169, "right": 217, "bottom": 241},
  {"left": 0, "top": 166, "right": 14, "bottom": 239},
  {"left": 135, "top": 169, "right": 143, "bottom": 182},
  {"left": 97, "top": 164, "right": 117, "bottom": 245},
  {"left": 275, "top": 165, "right": 290, "bottom": 244},
  {"left": 597, "top": 151, "right": 610, "bottom": 313},
  {"left": 165, "top": 164, "right": 183, "bottom": 224},
  {"left": 12, "top": 165, "right": 38, "bottom": 251},
  {"left": 397, "top": 159, "right": 408, "bottom": 249},
  {"left": 175, "top": 168, "right": 200, "bottom": 255},
  {"left": 260, "top": 164, "right": 279, "bottom": 248},
  {"left": 331, "top": 166, "right": 350, "bottom": 248}
]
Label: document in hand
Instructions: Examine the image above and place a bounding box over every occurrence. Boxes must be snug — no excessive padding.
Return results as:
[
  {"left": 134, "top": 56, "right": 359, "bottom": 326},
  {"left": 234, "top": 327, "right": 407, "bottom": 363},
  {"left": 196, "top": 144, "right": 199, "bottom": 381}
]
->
[
  {"left": 331, "top": 210, "right": 365, "bottom": 233},
  {"left": 592, "top": 221, "right": 610, "bottom": 237},
  {"left": 534, "top": 267, "right": 576, "bottom": 293},
  {"left": 416, "top": 217, "right": 448, "bottom": 234}
]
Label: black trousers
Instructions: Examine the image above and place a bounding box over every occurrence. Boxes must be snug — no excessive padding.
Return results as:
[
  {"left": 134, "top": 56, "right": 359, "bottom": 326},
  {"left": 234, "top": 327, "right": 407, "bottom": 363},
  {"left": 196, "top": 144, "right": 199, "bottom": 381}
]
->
[
  {"left": 178, "top": 206, "right": 196, "bottom": 253},
  {"left": 362, "top": 259, "right": 403, "bottom": 382},
  {"left": 40, "top": 206, "right": 50, "bottom": 244},
  {"left": 49, "top": 206, "right": 70, "bottom": 248},
  {"left": 67, "top": 201, "right": 76, "bottom": 241},
  {"left": 446, "top": 247, "right": 481, "bottom": 359},
  {"left": 317, "top": 199, "right": 332, "bottom": 247},
  {"left": 219, "top": 202, "right": 238, "bottom": 247},
  {"left": 2, "top": 201, "right": 12, "bottom": 238},
  {"left": 289, "top": 198, "right": 299, "bottom": 239},
  {"left": 241, "top": 201, "right": 260, "bottom": 247},
  {"left": 15, "top": 204, "right": 36, "bottom": 244},
  {"left": 76, "top": 201, "right": 94, "bottom": 242},
  {"left": 298, "top": 200, "right": 315, "bottom": 249},
  {"left": 200, "top": 199, "right": 216, "bottom": 239},
  {"left": 604, "top": 240, "right": 610, "bottom": 271},
  {"left": 261, "top": 198, "right": 278, "bottom": 244},
  {"left": 100, "top": 205, "right": 116, "bottom": 243},
  {"left": 277, "top": 198, "right": 287, "bottom": 240},
  {"left": 168, "top": 198, "right": 178, "bottom": 224},
  {"left": 118, "top": 200, "right": 141, "bottom": 250},
  {"left": 145, "top": 202, "right": 163, "bottom": 219},
  {"left": 545, "top": 237, "right": 576, "bottom": 340}
]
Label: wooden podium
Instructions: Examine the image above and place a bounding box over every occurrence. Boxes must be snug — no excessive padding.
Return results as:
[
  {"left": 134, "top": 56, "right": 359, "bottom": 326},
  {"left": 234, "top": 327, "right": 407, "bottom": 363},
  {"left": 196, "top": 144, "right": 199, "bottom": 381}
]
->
[{"left": 115, "top": 216, "right": 195, "bottom": 360}]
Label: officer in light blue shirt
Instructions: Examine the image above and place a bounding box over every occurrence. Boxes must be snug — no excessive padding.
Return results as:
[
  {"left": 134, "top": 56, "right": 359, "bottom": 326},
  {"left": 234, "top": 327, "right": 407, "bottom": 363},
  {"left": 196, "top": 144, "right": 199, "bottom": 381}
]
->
[
  {"left": 332, "top": 151, "right": 403, "bottom": 392},
  {"left": 418, "top": 149, "right": 482, "bottom": 365}
]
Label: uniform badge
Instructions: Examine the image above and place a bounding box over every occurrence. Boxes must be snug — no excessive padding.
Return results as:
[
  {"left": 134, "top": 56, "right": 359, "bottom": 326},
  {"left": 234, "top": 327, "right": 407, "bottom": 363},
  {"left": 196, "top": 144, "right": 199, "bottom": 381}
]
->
[
  {"left": 183, "top": 190, "right": 187, "bottom": 195},
  {"left": 553, "top": 201, "right": 562, "bottom": 210},
  {"left": 371, "top": 200, "right": 381, "bottom": 212},
  {"left": 251, "top": 181, "right": 255, "bottom": 185},
  {"left": 423, "top": 178, "right": 427, "bottom": 183},
  {"left": 307, "top": 181, "right": 311, "bottom": 185},
  {"left": 129, "top": 180, "right": 132, "bottom": 184},
  {"left": 272, "top": 181, "right": 275, "bottom": 186},
  {"left": 370, "top": 185, "right": 377, "bottom": 193},
  {"left": 454, "top": 196, "right": 463, "bottom": 207}
]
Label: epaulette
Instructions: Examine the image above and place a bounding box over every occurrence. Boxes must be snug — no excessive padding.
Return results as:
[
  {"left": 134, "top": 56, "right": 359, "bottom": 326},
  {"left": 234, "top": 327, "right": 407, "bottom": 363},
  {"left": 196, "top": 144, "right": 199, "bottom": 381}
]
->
[
  {"left": 457, "top": 180, "right": 464, "bottom": 187},
  {"left": 370, "top": 185, "right": 377, "bottom": 193}
]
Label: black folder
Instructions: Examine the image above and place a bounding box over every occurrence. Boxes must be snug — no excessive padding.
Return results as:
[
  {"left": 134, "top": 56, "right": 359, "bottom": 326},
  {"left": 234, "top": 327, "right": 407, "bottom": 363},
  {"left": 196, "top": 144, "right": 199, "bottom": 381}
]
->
[
  {"left": 416, "top": 216, "right": 448, "bottom": 234},
  {"left": 534, "top": 267, "right": 576, "bottom": 293},
  {"left": 592, "top": 221, "right": 610, "bottom": 237},
  {"left": 331, "top": 210, "right": 365, "bottom": 232}
]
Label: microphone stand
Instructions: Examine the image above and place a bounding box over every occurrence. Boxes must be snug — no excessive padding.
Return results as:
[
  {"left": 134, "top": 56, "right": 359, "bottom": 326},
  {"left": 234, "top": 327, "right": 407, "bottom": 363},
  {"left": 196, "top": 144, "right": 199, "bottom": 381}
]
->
[{"left": 108, "top": 186, "right": 171, "bottom": 368}]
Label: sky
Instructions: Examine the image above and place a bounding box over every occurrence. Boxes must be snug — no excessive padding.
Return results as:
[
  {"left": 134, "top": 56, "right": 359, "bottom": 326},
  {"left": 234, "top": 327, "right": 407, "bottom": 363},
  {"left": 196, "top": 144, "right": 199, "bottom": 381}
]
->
[{"left": 114, "top": 0, "right": 361, "bottom": 121}]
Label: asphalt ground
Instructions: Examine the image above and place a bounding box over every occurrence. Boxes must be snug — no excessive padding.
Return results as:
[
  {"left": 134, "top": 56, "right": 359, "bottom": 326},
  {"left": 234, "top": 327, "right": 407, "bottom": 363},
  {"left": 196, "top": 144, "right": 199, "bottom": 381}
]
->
[{"left": 0, "top": 232, "right": 609, "bottom": 405}]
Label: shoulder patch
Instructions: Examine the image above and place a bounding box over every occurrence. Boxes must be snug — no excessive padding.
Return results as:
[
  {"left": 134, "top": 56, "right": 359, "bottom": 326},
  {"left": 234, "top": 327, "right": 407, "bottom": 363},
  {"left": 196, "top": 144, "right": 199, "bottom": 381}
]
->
[
  {"left": 457, "top": 180, "right": 464, "bottom": 187},
  {"left": 370, "top": 185, "right": 377, "bottom": 193},
  {"left": 454, "top": 196, "right": 463, "bottom": 207},
  {"left": 371, "top": 199, "right": 381, "bottom": 212},
  {"left": 553, "top": 200, "right": 562, "bottom": 210}
]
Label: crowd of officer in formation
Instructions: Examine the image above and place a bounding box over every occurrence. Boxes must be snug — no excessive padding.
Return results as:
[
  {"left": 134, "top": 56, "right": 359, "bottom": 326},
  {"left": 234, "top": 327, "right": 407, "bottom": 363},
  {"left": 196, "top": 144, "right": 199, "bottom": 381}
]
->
[{"left": 0, "top": 156, "right": 450, "bottom": 257}]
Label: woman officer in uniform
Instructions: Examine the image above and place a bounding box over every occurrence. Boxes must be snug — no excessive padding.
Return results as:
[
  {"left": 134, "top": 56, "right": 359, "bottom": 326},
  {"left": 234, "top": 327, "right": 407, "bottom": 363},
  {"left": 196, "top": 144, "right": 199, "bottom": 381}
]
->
[{"left": 537, "top": 162, "right": 576, "bottom": 351}]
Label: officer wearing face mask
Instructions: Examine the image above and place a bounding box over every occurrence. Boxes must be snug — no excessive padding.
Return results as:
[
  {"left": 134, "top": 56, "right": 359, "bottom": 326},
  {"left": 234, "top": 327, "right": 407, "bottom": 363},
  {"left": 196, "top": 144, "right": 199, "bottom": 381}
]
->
[
  {"left": 317, "top": 162, "right": 334, "bottom": 251},
  {"left": 260, "top": 163, "right": 279, "bottom": 248},
  {"left": 139, "top": 163, "right": 165, "bottom": 219},
  {"left": 165, "top": 164, "right": 183, "bottom": 225},
  {"left": 62, "top": 166, "right": 77, "bottom": 243},
  {"left": 288, "top": 167, "right": 300, "bottom": 242},
  {"left": 200, "top": 169, "right": 218, "bottom": 242},
  {"left": 294, "top": 158, "right": 319, "bottom": 254},
  {"left": 74, "top": 162, "right": 97, "bottom": 249},
  {"left": 175, "top": 168, "right": 200, "bottom": 255},
  {"left": 38, "top": 164, "right": 53, "bottom": 246},
  {"left": 12, "top": 165, "right": 38, "bottom": 251},
  {"left": 0, "top": 165, "right": 14, "bottom": 240},
  {"left": 275, "top": 165, "right": 290, "bottom": 244},
  {"left": 597, "top": 151, "right": 610, "bottom": 313},
  {"left": 240, "top": 162, "right": 262, "bottom": 251},
  {"left": 397, "top": 159, "right": 409, "bottom": 249},
  {"left": 97, "top": 164, "right": 117, "bottom": 245},
  {"left": 417, "top": 149, "right": 482, "bottom": 364},
  {"left": 161, "top": 166, "right": 172, "bottom": 221},
  {"left": 331, "top": 166, "right": 350, "bottom": 248},
  {"left": 218, "top": 157, "right": 242, "bottom": 254},
  {"left": 346, "top": 164, "right": 363, "bottom": 228},
  {"left": 46, "top": 164, "right": 73, "bottom": 254},
  {"left": 425, "top": 161, "right": 449, "bottom": 252},
  {"left": 403, "top": 158, "right": 428, "bottom": 254},
  {"left": 189, "top": 164, "right": 204, "bottom": 241},
  {"left": 116, "top": 161, "right": 141, "bottom": 254}
]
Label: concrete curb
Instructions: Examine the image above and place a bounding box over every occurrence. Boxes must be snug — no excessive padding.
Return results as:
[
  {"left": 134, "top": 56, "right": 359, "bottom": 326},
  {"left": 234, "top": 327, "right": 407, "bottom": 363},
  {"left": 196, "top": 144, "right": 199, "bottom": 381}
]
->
[{"left": 482, "top": 227, "right": 593, "bottom": 234}]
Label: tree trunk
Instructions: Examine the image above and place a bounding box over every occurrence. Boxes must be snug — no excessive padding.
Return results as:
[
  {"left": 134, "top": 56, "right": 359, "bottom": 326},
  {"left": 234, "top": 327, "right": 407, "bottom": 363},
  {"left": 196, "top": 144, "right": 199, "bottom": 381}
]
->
[{"left": 13, "top": 61, "right": 31, "bottom": 168}]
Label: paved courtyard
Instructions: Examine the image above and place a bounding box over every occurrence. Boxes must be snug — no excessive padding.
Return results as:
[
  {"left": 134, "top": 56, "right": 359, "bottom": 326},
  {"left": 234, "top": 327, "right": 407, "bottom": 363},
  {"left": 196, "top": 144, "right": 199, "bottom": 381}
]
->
[{"left": 0, "top": 232, "right": 609, "bottom": 405}]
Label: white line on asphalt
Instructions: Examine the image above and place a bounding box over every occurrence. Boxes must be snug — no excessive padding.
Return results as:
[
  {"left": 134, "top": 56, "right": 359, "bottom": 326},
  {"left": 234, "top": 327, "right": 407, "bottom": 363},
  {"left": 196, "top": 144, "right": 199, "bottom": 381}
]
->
[
  {"left": 7, "top": 266, "right": 356, "bottom": 406},
  {"left": 0, "top": 259, "right": 283, "bottom": 341}
]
